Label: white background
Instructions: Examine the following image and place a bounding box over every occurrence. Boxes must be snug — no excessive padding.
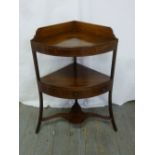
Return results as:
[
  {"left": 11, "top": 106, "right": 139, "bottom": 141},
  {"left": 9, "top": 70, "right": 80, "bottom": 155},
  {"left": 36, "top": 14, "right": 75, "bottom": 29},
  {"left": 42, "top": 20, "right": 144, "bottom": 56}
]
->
[
  {"left": 19, "top": 0, "right": 135, "bottom": 108},
  {"left": 0, "top": 0, "right": 155, "bottom": 155}
]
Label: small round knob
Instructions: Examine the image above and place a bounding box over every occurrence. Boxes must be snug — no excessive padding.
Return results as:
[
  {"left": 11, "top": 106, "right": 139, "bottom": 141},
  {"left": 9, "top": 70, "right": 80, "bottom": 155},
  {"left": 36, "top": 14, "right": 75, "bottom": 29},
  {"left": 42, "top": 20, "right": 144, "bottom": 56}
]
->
[{"left": 73, "top": 91, "right": 79, "bottom": 97}]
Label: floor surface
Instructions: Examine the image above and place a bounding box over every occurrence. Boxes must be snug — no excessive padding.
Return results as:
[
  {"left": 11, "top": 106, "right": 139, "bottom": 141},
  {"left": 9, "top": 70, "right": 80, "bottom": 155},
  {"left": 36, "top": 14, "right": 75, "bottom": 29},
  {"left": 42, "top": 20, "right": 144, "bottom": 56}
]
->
[{"left": 19, "top": 102, "right": 135, "bottom": 155}]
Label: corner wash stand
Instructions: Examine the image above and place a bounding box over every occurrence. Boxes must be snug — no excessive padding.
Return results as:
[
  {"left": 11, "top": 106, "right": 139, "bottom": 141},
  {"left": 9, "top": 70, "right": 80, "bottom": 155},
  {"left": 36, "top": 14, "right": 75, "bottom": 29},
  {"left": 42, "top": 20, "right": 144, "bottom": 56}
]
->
[{"left": 31, "top": 21, "right": 118, "bottom": 134}]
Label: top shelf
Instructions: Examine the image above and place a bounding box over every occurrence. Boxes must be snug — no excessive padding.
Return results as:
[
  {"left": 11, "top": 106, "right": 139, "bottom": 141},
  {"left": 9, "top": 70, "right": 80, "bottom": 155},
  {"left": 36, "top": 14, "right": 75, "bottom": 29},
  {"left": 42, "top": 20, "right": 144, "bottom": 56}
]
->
[{"left": 31, "top": 21, "right": 118, "bottom": 57}]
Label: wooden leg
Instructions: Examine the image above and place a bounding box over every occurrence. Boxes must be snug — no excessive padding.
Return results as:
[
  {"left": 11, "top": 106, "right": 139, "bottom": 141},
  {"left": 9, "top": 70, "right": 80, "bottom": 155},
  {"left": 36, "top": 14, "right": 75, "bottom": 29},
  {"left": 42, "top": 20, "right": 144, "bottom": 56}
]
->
[
  {"left": 35, "top": 92, "right": 43, "bottom": 134},
  {"left": 108, "top": 91, "right": 118, "bottom": 131}
]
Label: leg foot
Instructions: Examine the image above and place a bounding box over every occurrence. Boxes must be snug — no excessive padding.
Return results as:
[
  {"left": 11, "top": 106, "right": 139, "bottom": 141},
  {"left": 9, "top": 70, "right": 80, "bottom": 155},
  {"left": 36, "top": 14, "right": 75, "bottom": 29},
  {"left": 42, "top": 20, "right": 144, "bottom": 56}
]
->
[
  {"left": 35, "top": 121, "right": 41, "bottom": 134},
  {"left": 35, "top": 92, "right": 43, "bottom": 134},
  {"left": 108, "top": 91, "right": 118, "bottom": 132}
]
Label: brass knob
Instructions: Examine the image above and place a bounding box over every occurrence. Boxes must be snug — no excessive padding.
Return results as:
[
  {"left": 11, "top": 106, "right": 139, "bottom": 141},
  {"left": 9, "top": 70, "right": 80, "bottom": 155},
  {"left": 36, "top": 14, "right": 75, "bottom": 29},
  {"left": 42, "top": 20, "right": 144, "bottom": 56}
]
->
[{"left": 73, "top": 91, "right": 79, "bottom": 97}]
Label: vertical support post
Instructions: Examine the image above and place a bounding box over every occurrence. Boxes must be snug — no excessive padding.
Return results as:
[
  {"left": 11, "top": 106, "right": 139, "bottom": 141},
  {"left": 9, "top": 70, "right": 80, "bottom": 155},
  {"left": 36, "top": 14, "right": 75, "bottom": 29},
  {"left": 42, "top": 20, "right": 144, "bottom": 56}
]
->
[
  {"left": 31, "top": 49, "right": 40, "bottom": 81},
  {"left": 72, "top": 57, "right": 81, "bottom": 112},
  {"left": 73, "top": 56, "right": 77, "bottom": 65},
  {"left": 73, "top": 56, "right": 77, "bottom": 71},
  {"left": 71, "top": 99, "right": 82, "bottom": 113},
  {"left": 110, "top": 47, "right": 117, "bottom": 80},
  {"left": 31, "top": 43, "right": 43, "bottom": 134},
  {"left": 35, "top": 92, "right": 43, "bottom": 133},
  {"left": 108, "top": 46, "right": 118, "bottom": 131},
  {"left": 108, "top": 90, "right": 117, "bottom": 131},
  {"left": 73, "top": 56, "right": 77, "bottom": 78}
]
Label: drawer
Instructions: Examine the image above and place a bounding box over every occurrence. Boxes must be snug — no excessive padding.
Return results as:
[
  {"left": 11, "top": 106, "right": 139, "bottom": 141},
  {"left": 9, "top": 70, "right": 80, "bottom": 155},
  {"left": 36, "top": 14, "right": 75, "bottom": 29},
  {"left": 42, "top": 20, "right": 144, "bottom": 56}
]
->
[{"left": 39, "top": 82, "right": 112, "bottom": 99}]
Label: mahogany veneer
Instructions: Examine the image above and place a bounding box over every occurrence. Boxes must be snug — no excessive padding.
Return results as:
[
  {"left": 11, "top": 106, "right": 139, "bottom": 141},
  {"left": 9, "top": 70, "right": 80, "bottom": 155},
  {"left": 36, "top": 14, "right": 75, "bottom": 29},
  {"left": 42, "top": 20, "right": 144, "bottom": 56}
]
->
[
  {"left": 31, "top": 21, "right": 118, "bottom": 134},
  {"left": 39, "top": 63, "right": 112, "bottom": 99},
  {"left": 31, "top": 21, "right": 117, "bottom": 56}
]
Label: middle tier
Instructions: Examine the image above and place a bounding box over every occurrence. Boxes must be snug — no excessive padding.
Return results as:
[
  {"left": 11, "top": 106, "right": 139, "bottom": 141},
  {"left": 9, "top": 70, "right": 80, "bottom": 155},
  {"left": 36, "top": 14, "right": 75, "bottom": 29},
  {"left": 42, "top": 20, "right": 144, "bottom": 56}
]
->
[{"left": 39, "top": 63, "right": 112, "bottom": 99}]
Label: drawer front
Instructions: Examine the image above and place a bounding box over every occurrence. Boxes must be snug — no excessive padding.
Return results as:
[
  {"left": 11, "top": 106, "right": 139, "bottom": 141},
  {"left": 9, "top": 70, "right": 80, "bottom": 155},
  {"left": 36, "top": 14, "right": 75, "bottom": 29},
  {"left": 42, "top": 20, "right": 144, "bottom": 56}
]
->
[{"left": 39, "top": 83, "right": 112, "bottom": 99}]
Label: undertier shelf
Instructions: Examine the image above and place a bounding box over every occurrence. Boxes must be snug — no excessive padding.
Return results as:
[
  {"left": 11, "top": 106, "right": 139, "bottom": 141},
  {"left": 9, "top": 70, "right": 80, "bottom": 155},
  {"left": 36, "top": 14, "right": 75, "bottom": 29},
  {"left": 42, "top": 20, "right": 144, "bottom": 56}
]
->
[{"left": 39, "top": 63, "right": 112, "bottom": 99}]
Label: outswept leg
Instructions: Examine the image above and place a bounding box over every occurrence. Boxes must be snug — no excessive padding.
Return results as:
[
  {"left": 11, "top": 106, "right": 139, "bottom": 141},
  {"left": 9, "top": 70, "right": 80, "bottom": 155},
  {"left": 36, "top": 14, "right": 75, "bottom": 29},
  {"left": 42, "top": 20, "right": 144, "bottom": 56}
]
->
[
  {"left": 108, "top": 91, "right": 118, "bottom": 131},
  {"left": 35, "top": 92, "right": 43, "bottom": 134}
]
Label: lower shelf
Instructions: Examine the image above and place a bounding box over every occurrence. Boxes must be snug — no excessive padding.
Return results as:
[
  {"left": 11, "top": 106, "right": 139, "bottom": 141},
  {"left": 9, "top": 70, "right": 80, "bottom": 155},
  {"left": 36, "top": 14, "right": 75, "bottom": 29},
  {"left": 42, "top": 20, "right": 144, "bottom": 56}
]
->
[
  {"left": 42, "top": 100, "right": 111, "bottom": 124},
  {"left": 39, "top": 63, "right": 112, "bottom": 99}
]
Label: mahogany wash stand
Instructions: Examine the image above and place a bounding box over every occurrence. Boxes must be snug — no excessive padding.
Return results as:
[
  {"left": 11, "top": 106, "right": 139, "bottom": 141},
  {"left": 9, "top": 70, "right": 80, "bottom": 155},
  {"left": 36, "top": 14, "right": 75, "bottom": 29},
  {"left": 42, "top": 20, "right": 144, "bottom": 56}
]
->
[{"left": 31, "top": 21, "right": 118, "bottom": 134}]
